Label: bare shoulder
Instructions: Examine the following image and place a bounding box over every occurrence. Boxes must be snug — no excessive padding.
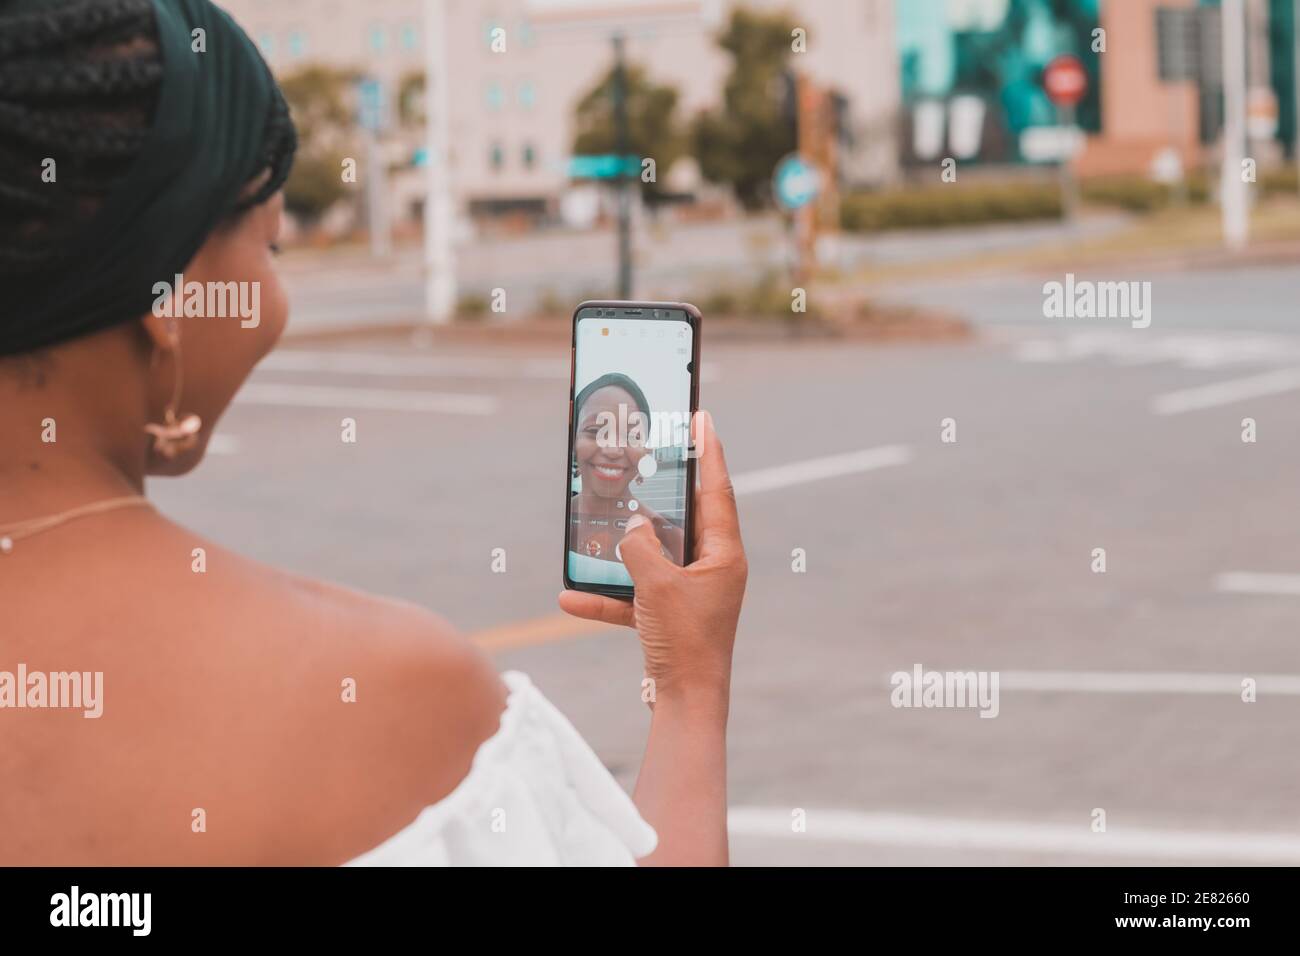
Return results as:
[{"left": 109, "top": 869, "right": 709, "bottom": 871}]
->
[
  {"left": 4, "top": 518, "right": 510, "bottom": 865},
  {"left": 264, "top": 575, "right": 509, "bottom": 862},
  {"left": 166, "top": 541, "right": 511, "bottom": 864}
]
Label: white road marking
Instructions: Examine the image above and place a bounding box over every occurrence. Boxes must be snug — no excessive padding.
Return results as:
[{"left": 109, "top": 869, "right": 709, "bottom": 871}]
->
[
  {"left": 206, "top": 435, "right": 240, "bottom": 455},
  {"left": 235, "top": 383, "right": 497, "bottom": 416},
  {"left": 731, "top": 445, "right": 913, "bottom": 496},
  {"left": 262, "top": 350, "right": 568, "bottom": 380},
  {"left": 971, "top": 670, "right": 1300, "bottom": 695},
  {"left": 1151, "top": 366, "right": 1300, "bottom": 415},
  {"left": 728, "top": 807, "right": 1300, "bottom": 862},
  {"left": 1215, "top": 572, "right": 1300, "bottom": 597},
  {"left": 262, "top": 350, "right": 722, "bottom": 383},
  {"left": 1014, "top": 331, "right": 1300, "bottom": 370}
]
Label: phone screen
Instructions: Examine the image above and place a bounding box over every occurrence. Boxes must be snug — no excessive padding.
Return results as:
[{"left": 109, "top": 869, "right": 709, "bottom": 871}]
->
[{"left": 567, "top": 306, "right": 696, "bottom": 592}]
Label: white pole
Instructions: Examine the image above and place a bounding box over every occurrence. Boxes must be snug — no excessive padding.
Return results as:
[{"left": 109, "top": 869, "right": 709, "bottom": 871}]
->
[
  {"left": 1221, "top": 0, "right": 1249, "bottom": 249},
  {"left": 423, "top": 0, "right": 456, "bottom": 324}
]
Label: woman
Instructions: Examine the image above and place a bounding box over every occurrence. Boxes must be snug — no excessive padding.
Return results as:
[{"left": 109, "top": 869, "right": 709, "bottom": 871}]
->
[
  {"left": 0, "top": 0, "right": 746, "bottom": 866},
  {"left": 569, "top": 372, "right": 688, "bottom": 587}
]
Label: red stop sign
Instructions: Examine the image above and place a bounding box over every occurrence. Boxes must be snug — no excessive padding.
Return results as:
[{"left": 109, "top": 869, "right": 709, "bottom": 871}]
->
[{"left": 1043, "top": 55, "right": 1088, "bottom": 108}]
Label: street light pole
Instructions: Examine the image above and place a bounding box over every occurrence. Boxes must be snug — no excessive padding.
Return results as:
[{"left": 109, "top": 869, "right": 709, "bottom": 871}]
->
[
  {"left": 423, "top": 0, "right": 456, "bottom": 324},
  {"left": 365, "top": 125, "right": 391, "bottom": 259},
  {"left": 612, "top": 33, "right": 633, "bottom": 300},
  {"left": 1221, "top": 0, "right": 1249, "bottom": 249}
]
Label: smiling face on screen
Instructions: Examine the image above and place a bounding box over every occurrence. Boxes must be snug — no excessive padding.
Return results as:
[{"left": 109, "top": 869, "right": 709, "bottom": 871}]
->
[{"left": 574, "top": 385, "right": 648, "bottom": 499}]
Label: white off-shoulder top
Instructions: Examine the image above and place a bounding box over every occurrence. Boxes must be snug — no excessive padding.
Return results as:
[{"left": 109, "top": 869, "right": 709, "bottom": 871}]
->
[{"left": 345, "top": 671, "right": 658, "bottom": 866}]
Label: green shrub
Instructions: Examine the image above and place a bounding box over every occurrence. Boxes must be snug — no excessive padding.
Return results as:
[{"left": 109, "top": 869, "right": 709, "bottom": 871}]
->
[
  {"left": 1080, "top": 172, "right": 1212, "bottom": 212},
  {"left": 535, "top": 287, "right": 567, "bottom": 317},
  {"left": 840, "top": 182, "right": 1063, "bottom": 232},
  {"left": 1261, "top": 166, "right": 1299, "bottom": 196},
  {"left": 697, "top": 273, "right": 821, "bottom": 319},
  {"left": 456, "top": 294, "right": 489, "bottom": 321},
  {"left": 697, "top": 287, "right": 743, "bottom": 316}
]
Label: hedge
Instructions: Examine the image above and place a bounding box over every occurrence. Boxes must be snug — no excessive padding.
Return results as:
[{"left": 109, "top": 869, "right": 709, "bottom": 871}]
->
[{"left": 840, "top": 183, "right": 1063, "bottom": 232}]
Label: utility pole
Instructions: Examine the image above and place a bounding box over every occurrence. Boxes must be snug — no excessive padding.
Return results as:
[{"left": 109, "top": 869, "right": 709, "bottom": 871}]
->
[
  {"left": 794, "top": 72, "right": 818, "bottom": 285},
  {"left": 1221, "top": 0, "right": 1249, "bottom": 249},
  {"left": 364, "top": 127, "right": 391, "bottom": 259},
  {"left": 1059, "top": 101, "right": 1081, "bottom": 220},
  {"left": 612, "top": 33, "right": 633, "bottom": 300},
  {"left": 357, "top": 77, "right": 391, "bottom": 259},
  {"left": 423, "top": 0, "right": 456, "bottom": 324}
]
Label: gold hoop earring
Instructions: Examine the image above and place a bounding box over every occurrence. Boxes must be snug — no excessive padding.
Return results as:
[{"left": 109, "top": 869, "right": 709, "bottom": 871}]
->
[{"left": 143, "top": 334, "right": 203, "bottom": 460}]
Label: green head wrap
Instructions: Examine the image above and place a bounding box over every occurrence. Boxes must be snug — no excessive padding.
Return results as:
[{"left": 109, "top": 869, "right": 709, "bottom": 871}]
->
[{"left": 1, "top": 0, "right": 295, "bottom": 355}]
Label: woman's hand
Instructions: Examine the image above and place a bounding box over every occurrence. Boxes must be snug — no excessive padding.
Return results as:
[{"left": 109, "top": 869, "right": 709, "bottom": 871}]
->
[
  {"left": 561, "top": 410, "right": 744, "bottom": 864},
  {"left": 560, "top": 410, "right": 747, "bottom": 702}
]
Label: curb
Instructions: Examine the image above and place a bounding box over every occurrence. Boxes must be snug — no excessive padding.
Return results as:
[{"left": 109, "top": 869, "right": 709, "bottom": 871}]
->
[{"left": 281, "top": 310, "right": 973, "bottom": 347}]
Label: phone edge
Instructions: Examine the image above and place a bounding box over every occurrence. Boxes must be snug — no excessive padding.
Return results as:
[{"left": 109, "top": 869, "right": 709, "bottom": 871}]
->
[{"left": 562, "top": 300, "right": 702, "bottom": 601}]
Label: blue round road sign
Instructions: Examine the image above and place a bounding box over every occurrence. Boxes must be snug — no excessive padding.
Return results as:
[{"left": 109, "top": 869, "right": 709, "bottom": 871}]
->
[{"left": 773, "top": 153, "right": 820, "bottom": 211}]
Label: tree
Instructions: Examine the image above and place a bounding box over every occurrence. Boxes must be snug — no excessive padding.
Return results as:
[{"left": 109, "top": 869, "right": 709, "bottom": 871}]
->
[
  {"left": 692, "top": 8, "right": 798, "bottom": 209},
  {"left": 571, "top": 63, "right": 685, "bottom": 198},
  {"left": 396, "top": 71, "right": 425, "bottom": 129},
  {"left": 277, "top": 66, "right": 361, "bottom": 226}
]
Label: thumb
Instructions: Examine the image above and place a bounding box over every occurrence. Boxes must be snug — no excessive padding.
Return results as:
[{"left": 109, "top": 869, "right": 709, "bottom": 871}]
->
[{"left": 617, "top": 514, "right": 673, "bottom": 585}]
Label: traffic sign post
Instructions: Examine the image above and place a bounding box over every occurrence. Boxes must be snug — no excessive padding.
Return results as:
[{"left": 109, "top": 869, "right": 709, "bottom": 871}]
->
[
  {"left": 1043, "top": 55, "right": 1089, "bottom": 222},
  {"left": 611, "top": 33, "right": 633, "bottom": 300},
  {"left": 773, "top": 151, "right": 821, "bottom": 286},
  {"left": 357, "top": 78, "right": 391, "bottom": 260}
]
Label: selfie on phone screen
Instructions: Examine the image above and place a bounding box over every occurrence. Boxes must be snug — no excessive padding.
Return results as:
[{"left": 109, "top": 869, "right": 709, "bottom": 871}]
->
[{"left": 567, "top": 307, "right": 695, "bottom": 590}]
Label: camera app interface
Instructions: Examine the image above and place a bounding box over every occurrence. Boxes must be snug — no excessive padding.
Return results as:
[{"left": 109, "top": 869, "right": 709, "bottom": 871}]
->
[{"left": 568, "top": 312, "right": 693, "bottom": 588}]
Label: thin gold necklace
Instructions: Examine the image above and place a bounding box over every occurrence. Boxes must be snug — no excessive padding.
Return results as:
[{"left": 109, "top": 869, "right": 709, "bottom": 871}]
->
[{"left": 0, "top": 495, "right": 151, "bottom": 555}]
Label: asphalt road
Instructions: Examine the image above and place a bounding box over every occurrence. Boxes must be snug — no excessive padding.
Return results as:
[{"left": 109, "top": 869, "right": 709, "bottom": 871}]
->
[
  {"left": 151, "top": 263, "right": 1300, "bottom": 865},
  {"left": 876, "top": 261, "right": 1300, "bottom": 331}
]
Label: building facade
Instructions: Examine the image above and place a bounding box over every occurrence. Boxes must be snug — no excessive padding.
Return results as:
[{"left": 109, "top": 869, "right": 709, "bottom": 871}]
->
[
  {"left": 218, "top": 0, "right": 902, "bottom": 222},
  {"left": 893, "top": 0, "right": 1296, "bottom": 177},
  {"left": 218, "top": 0, "right": 1298, "bottom": 219}
]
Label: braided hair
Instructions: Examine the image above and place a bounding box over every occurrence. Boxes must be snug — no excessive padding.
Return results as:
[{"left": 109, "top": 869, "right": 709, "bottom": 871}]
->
[
  {"left": 0, "top": 0, "right": 295, "bottom": 279},
  {"left": 575, "top": 373, "right": 652, "bottom": 422}
]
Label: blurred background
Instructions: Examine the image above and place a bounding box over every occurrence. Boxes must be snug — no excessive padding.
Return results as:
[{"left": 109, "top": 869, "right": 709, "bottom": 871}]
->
[{"left": 157, "top": 0, "right": 1300, "bottom": 864}]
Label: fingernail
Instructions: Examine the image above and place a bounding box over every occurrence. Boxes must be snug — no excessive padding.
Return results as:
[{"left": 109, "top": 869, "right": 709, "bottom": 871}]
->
[
  {"left": 625, "top": 515, "right": 647, "bottom": 531},
  {"left": 695, "top": 410, "right": 713, "bottom": 440}
]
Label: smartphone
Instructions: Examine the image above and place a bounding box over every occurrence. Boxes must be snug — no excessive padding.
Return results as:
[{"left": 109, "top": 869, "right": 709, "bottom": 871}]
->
[{"left": 563, "top": 300, "right": 702, "bottom": 598}]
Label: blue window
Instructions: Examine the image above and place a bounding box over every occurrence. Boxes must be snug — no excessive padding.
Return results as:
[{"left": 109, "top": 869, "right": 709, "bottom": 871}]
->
[
  {"left": 518, "top": 80, "right": 536, "bottom": 110},
  {"left": 287, "top": 30, "right": 307, "bottom": 59},
  {"left": 368, "top": 24, "right": 386, "bottom": 54}
]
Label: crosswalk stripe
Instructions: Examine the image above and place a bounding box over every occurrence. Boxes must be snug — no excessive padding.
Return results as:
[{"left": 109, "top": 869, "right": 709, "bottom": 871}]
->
[
  {"left": 1215, "top": 572, "right": 1300, "bottom": 597},
  {"left": 1151, "top": 367, "right": 1300, "bottom": 414},
  {"left": 731, "top": 445, "right": 913, "bottom": 496},
  {"left": 235, "top": 383, "right": 497, "bottom": 415},
  {"left": 728, "top": 807, "right": 1300, "bottom": 862},
  {"left": 988, "top": 669, "right": 1300, "bottom": 695}
]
